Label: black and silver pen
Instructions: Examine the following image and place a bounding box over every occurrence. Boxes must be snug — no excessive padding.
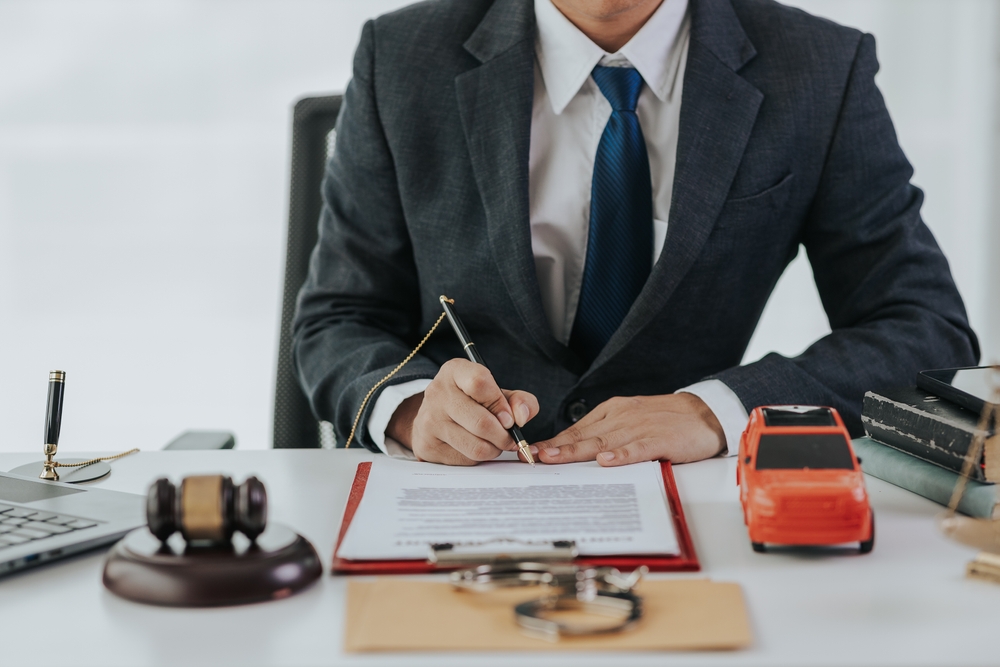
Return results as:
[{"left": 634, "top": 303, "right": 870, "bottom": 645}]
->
[
  {"left": 439, "top": 296, "right": 535, "bottom": 465},
  {"left": 40, "top": 370, "right": 66, "bottom": 481}
]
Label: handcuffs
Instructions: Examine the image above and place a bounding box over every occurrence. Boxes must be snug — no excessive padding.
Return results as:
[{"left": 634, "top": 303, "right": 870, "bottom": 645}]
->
[{"left": 448, "top": 560, "right": 648, "bottom": 639}]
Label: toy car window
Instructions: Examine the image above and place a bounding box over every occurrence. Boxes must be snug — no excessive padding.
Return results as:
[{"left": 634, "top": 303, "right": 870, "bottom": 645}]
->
[
  {"left": 755, "top": 434, "right": 855, "bottom": 470},
  {"left": 762, "top": 407, "right": 836, "bottom": 427}
]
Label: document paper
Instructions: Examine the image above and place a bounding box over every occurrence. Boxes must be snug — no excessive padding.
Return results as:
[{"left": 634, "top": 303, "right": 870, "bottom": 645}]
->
[{"left": 336, "top": 458, "right": 679, "bottom": 560}]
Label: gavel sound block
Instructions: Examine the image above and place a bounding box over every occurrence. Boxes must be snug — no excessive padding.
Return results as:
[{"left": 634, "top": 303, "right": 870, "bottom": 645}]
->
[{"left": 103, "top": 475, "right": 322, "bottom": 607}]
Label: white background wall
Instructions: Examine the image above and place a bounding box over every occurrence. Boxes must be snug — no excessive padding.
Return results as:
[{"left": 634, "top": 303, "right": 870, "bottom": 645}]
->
[{"left": 0, "top": 0, "right": 996, "bottom": 454}]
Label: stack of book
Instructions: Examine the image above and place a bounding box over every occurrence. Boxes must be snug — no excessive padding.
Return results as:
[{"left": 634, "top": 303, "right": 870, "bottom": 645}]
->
[{"left": 855, "top": 386, "right": 997, "bottom": 518}]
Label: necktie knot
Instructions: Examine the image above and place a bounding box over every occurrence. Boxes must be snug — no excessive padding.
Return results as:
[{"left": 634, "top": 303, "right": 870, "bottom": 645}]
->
[{"left": 592, "top": 66, "right": 643, "bottom": 112}]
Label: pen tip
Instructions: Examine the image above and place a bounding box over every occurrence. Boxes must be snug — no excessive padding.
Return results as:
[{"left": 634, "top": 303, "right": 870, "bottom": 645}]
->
[{"left": 519, "top": 442, "right": 535, "bottom": 466}]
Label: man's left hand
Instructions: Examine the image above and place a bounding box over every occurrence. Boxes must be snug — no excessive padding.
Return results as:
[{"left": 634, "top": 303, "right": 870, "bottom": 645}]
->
[{"left": 535, "top": 393, "right": 726, "bottom": 466}]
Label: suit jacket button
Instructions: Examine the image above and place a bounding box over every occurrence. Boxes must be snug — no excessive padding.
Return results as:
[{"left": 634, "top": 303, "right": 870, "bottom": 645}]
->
[{"left": 566, "top": 400, "right": 589, "bottom": 423}]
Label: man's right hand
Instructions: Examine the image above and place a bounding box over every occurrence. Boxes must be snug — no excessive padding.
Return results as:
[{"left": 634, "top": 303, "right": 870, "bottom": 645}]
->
[{"left": 385, "top": 359, "right": 539, "bottom": 465}]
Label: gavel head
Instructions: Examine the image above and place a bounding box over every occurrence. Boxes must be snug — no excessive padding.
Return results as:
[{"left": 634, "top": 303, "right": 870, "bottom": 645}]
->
[{"left": 147, "top": 475, "right": 267, "bottom": 544}]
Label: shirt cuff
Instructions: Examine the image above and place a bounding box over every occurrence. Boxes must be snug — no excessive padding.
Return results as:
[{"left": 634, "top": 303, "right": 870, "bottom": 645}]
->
[
  {"left": 676, "top": 379, "right": 748, "bottom": 457},
  {"left": 367, "top": 378, "right": 431, "bottom": 460}
]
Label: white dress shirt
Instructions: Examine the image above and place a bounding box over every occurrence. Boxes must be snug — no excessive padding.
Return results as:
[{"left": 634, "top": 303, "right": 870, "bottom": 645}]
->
[{"left": 367, "top": 0, "right": 748, "bottom": 459}]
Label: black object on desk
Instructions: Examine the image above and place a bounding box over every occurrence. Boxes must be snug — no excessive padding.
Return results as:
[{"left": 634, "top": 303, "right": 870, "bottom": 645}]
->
[
  {"left": 917, "top": 365, "right": 999, "bottom": 414},
  {"left": 40, "top": 370, "right": 66, "bottom": 481},
  {"left": 862, "top": 385, "right": 992, "bottom": 481},
  {"left": 163, "top": 431, "right": 236, "bottom": 450},
  {"left": 43, "top": 371, "right": 64, "bottom": 460}
]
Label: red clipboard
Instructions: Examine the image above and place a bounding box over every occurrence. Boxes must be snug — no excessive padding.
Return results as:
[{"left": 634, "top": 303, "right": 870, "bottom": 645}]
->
[{"left": 331, "top": 461, "right": 699, "bottom": 574}]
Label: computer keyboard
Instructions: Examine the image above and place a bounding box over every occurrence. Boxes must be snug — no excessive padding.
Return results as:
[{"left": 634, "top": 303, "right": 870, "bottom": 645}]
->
[{"left": 0, "top": 504, "right": 99, "bottom": 548}]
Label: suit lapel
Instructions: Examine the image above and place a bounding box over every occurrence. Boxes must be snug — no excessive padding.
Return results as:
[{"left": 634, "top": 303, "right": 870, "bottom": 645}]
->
[
  {"left": 456, "top": 0, "right": 580, "bottom": 369},
  {"left": 586, "top": 0, "right": 764, "bottom": 373}
]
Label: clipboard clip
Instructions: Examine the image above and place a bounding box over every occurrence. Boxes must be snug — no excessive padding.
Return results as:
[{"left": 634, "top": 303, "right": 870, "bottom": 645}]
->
[{"left": 428, "top": 538, "right": 579, "bottom": 567}]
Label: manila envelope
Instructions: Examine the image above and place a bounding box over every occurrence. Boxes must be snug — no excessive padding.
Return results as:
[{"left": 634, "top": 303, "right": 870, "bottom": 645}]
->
[{"left": 345, "top": 578, "right": 752, "bottom": 652}]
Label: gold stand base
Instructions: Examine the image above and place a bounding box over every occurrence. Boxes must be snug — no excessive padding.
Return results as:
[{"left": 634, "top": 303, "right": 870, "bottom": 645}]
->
[{"left": 9, "top": 460, "right": 112, "bottom": 484}]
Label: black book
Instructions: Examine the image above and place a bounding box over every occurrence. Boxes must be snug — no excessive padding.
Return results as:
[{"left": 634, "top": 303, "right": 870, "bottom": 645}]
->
[{"left": 861, "top": 386, "right": 994, "bottom": 482}]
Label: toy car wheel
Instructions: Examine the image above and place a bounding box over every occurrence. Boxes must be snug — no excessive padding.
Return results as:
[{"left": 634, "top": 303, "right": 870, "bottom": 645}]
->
[
  {"left": 859, "top": 511, "right": 875, "bottom": 554},
  {"left": 751, "top": 542, "right": 766, "bottom": 553}
]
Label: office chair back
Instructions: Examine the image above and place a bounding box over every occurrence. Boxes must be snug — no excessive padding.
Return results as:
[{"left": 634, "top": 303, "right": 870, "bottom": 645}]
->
[{"left": 273, "top": 94, "right": 342, "bottom": 449}]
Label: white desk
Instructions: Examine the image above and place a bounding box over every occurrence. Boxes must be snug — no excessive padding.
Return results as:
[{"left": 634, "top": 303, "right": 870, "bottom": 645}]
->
[{"left": 0, "top": 449, "right": 994, "bottom": 666}]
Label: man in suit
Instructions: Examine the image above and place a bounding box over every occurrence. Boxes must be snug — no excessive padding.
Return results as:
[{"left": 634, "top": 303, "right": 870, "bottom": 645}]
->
[{"left": 292, "top": 0, "right": 978, "bottom": 465}]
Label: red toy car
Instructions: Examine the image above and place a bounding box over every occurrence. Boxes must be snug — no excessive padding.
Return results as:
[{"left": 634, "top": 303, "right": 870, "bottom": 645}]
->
[{"left": 737, "top": 405, "right": 874, "bottom": 553}]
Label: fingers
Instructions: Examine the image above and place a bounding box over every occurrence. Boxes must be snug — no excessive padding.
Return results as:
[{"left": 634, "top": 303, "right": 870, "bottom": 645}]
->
[
  {"left": 538, "top": 430, "right": 630, "bottom": 464},
  {"left": 447, "top": 361, "right": 539, "bottom": 451},
  {"left": 502, "top": 389, "right": 540, "bottom": 427},
  {"left": 533, "top": 421, "right": 583, "bottom": 453},
  {"left": 595, "top": 440, "right": 660, "bottom": 467},
  {"left": 534, "top": 404, "right": 612, "bottom": 458},
  {"left": 412, "top": 390, "right": 509, "bottom": 458},
  {"left": 408, "top": 360, "right": 540, "bottom": 465},
  {"left": 536, "top": 394, "right": 726, "bottom": 466},
  {"left": 437, "top": 421, "right": 505, "bottom": 462},
  {"left": 411, "top": 438, "right": 480, "bottom": 466},
  {"left": 448, "top": 395, "right": 518, "bottom": 451},
  {"left": 449, "top": 359, "right": 515, "bottom": 428}
]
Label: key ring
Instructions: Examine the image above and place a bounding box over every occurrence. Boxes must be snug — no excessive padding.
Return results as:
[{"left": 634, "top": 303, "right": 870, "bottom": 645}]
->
[{"left": 515, "top": 589, "right": 643, "bottom": 639}]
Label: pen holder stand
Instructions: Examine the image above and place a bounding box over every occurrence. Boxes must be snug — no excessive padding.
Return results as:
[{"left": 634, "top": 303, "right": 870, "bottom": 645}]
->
[
  {"left": 103, "top": 475, "right": 322, "bottom": 607},
  {"left": 9, "top": 459, "right": 112, "bottom": 483},
  {"left": 9, "top": 369, "right": 126, "bottom": 483}
]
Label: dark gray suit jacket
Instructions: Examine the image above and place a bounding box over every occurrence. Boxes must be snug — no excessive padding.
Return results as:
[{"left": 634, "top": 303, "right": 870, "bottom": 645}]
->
[{"left": 293, "top": 0, "right": 979, "bottom": 451}]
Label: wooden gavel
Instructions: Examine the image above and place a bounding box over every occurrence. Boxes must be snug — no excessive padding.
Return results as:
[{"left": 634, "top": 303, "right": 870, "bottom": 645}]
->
[{"left": 146, "top": 475, "right": 267, "bottom": 544}]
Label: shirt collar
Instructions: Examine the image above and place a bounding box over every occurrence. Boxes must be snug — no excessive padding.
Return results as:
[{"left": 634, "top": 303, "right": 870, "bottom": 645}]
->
[{"left": 534, "top": 0, "right": 690, "bottom": 114}]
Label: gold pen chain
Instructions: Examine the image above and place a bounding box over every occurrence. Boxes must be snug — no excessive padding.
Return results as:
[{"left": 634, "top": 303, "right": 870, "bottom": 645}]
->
[
  {"left": 346, "top": 299, "right": 454, "bottom": 448},
  {"left": 52, "top": 448, "right": 140, "bottom": 468}
]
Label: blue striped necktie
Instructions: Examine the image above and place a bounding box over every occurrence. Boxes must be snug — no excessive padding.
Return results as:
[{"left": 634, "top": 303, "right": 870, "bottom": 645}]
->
[{"left": 569, "top": 66, "right": 653, "bottom": 364}]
